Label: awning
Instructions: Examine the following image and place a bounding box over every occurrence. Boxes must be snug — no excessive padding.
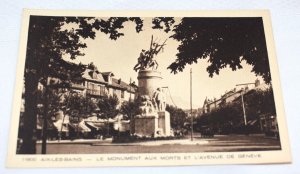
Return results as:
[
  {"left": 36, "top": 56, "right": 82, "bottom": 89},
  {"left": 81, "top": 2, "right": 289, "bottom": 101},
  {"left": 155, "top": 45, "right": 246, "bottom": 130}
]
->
[
  {"left": 69, "top": 121, "right": 91, "bottom": 133},
  {"left": 53, "top": 119, "right": 69, "bottom": 132},
  {"left": 85, "top": 121, "right": 106, "bottom": 131},
  {"left": 37, "top": 118, "right": 56, "bottom": 130}
]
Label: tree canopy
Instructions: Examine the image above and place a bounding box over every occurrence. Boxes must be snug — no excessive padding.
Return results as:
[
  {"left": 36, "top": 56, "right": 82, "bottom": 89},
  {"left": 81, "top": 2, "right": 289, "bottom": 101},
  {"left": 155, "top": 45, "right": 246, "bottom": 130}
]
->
[
  {"left": 168, "top": 17, "right": 272, "bottom": 83},
  {"left": 21, "top": 16, "right": 145, "bottom": 154},
  {"left": 97, "top": 94, "right": 120, "bottom": 119},
  {"left": 166, "top": 105, "right": 187, "bottom": 130},
  {"left": 196, "top": 87, "right": 276, "bottom": 134}
]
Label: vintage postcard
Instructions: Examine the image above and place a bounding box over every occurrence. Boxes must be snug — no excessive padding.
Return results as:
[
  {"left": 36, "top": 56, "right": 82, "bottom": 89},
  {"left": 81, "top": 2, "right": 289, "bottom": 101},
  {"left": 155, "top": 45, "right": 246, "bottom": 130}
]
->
[{"left": 7, "top": 9, "right": 291, "bottom": 167}]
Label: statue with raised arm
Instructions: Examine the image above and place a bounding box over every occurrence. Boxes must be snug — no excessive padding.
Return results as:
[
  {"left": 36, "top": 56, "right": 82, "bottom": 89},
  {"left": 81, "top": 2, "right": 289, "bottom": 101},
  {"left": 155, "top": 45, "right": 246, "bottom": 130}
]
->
[{"left": 133, "top": 35, "right": 167, "bottom": 72}]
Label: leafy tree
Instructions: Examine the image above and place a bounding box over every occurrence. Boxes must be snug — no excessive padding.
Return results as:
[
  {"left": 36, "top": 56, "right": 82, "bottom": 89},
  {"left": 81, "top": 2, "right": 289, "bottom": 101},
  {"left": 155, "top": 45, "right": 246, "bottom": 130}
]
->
[
  {"left": 244, "top": 87, "right": 276, "bottom": 119},
  {"left": 168, "top": 17, "right": 272, "bottom": 83},
  {"left": 36, "top": 88, "right": 64, "bottom": 118},
  {"left": 166, "top": 105, "right": 187, "bottom": 130},
  {"left": 196, "top": 86, "right": 276, "bottom": 134},
  {"left": 120, "top": 99, "right": 141, "bottom": 120},
  {"left": 196, "top": 102, "right": 243, "bottom": 134},
  {"left": 64, "top": 93, "right": 97, "bottom": 120},
  {"left": 97, "top": 94, "right": 120, "bottom": 137},
  {"left": 21, "top": 16, "right": 147, "bottom": 154},
  {"left": 97, "top": 94, "right": 120, "bottom": 119}
]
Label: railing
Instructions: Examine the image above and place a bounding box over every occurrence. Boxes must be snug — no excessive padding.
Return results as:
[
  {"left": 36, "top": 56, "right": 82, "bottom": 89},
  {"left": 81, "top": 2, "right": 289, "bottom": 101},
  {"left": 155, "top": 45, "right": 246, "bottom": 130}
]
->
[
  {"left": 71, "top": 83, "right": 85, "bottom": 89},
  {"left": 87, "top": 89, "right": 103, "bottom": 96}
]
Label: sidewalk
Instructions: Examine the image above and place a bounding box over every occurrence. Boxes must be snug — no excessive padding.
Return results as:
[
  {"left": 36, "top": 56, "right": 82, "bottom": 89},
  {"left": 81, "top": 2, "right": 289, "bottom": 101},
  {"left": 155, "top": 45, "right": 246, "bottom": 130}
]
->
[
  {"left": 37, "top": 137, "right": 209, "bottom": 146},
  {"left": 36, "top": 134, "right": 273, "bottom": 146},
  {"left": 91, "top": 138, "right": 209, "bottom": 146},
  {"left": 36, "top": 138, "right": 113, "bottom": 144}
]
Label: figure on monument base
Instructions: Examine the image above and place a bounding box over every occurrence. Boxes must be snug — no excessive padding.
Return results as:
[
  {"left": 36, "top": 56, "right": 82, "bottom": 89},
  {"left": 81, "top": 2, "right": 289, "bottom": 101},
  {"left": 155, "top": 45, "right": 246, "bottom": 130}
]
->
[
  {"left": 137, "top": 95, "right": 157, "bottom": 117},
  {"left": 152, "top": 87, "right": 166, "bottom": 112},
  {"left": 136, "top": 87, "right": 166, "bottom": 117}
]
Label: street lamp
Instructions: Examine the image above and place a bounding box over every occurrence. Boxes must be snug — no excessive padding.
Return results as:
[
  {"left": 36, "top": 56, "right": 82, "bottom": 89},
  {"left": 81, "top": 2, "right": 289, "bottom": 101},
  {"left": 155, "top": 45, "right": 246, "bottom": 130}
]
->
[
  {"left": 240, "top": 90, "right": 247, "bottom": 126},
  {"left": 236, "top": 82, "right": 255, "bottom": 126}
]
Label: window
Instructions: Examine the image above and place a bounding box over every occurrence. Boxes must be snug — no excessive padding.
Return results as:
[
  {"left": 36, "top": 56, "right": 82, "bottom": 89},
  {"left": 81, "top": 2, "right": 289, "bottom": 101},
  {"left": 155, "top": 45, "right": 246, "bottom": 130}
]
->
[
  {"left": 100, "top": 85, "right": 105, "bottom": 96},
  {"left": 121, "top": 90, "right": 124, "bottom": 98}
]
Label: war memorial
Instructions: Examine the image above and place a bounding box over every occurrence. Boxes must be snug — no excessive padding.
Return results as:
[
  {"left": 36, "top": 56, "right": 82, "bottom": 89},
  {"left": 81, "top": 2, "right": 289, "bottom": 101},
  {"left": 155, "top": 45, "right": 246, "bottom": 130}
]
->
[{"left": 132, "top": 37, "right": 171, "bottom": 137}]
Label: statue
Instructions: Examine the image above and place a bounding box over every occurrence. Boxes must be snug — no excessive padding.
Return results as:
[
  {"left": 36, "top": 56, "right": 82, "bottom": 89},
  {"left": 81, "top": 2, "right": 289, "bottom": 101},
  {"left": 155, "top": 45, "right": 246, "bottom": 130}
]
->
[
  {"left": 152, "top": 88, "right": 166, "bottom": 111},
  {"left": 133, "top": 35, "right": 167, "bottom": 72},
  {"left": 139, "top": 95, "right": 155, "bottom": 116}
]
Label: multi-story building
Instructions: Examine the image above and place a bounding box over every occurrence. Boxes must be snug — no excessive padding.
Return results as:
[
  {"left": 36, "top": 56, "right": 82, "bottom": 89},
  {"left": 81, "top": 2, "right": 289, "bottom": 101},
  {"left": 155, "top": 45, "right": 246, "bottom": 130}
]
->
[
  {"left": 70, "top": 68, "right": 137, "bottom": 103},
  {"left": 202, "top": 79, "right": 264, "bottom": 114}
]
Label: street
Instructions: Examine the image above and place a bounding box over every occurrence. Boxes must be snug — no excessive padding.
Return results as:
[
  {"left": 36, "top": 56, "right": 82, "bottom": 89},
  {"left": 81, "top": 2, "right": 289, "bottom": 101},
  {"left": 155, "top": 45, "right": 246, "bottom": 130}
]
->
[{"left": 36, "top": 134, "right": 281, "bottom": 154}]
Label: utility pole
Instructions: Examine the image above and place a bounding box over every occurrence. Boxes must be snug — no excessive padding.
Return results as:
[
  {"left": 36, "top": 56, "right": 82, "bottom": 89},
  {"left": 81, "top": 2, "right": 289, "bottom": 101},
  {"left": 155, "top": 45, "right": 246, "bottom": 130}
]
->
[
  {"left": 241, "top": 91, "right": 247, "bottom": 126},
  {"left": 236, "top": 82, "right": 255, "bottom": 126},
  {"left": 190, "top": 68, "right": 193, "bottom": 141},
  {"left": 236, "top": 82, "right": 256, "bottom": 135},
  {"left": 129, "top": 78, "right": 132, "bottom": 102},
  {"left": 129, "top": 77, "right": 133, "bottom": 135},
  {"left": 41, "top": 83, "right": 49, "bottom": 154}
]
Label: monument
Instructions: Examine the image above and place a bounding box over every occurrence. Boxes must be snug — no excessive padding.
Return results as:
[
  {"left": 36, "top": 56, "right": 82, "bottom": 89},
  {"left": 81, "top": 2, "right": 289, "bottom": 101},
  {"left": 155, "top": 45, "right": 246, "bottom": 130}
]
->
[{"left": 132, "top": 36, "right": 171, "bottom": 137}]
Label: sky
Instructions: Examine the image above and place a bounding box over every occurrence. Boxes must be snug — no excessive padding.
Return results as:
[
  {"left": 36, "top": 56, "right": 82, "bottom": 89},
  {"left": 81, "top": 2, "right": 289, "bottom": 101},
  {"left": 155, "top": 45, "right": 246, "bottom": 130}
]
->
[{"left": 66, "top": 18, "right": 263, "bottom": 110}]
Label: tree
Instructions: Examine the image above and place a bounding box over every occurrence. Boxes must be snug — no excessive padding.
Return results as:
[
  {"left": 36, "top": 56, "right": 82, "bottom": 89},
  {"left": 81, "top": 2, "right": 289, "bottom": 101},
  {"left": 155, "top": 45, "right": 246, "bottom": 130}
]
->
[
  {"left": 20, "top": 16, "right": 147, "bottom": 154},
  {"left": 196, "top": 86, "right": 276, "bottom": 134},
  {"left": 97, "top": 94, "right": 120, "bottom": 137},
  {"left": 168, "top": 17, "right": 272, "bottom": 83},
  {"left": 196, "top": 102, "right": 243, "bottom": 134},
  {"left": 64, "top": 93, "right": 97, "bottom": 119},
  {"left": 120, "top": 99, "right": 141, "bottom": 120},
  {"left": 166, "top": 105, "right": 187, "bottom": 130},
  {"left": 97, "top": 94, "right": 120, "bottom": 119},
  {"left": 243, "top": 87, "right": 276, "bottom": 124}
]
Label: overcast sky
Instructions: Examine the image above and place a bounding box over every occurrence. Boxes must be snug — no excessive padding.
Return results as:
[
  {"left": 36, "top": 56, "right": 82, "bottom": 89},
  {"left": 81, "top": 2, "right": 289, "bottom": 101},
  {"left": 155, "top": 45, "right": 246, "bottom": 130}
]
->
[{"left": 66, "top": 18, "right": 263, "bottom": 109}]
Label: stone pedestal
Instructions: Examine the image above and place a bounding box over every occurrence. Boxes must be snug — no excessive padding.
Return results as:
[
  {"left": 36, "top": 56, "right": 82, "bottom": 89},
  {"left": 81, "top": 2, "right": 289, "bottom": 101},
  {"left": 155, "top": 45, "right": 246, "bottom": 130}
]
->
[
  {"left": 133, "top": 69, "right": 172, "bottom": 137},
  {"left": 158, "top": 111, "right": 171, "bottom": 136},
  {"left": 134, "top": 115, "right": 158, "bottom": 137},
  {"left": 134, "top": 112, "right": 171, "bottom": 137},
  {"left": 138, "top": 70, "right": 162, "bottom": 97}
]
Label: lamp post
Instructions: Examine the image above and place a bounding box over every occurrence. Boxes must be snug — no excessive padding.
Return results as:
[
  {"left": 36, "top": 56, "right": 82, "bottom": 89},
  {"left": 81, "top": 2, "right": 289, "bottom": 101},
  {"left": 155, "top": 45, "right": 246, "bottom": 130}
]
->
[
  {"left": 240, "top": 90, "right": 247, "bottom": 126},
  {"left": 236, "top": 82, "right": 256, "bottom": 135},
  {"left": 190, "top": 68, "right": 193, "bottom": 141},
  {"left": 129, "top": 77, "right": 133, "bottom": 135},
  {"left": 236, "top": 83, "right": 255, "bottom": 126}
]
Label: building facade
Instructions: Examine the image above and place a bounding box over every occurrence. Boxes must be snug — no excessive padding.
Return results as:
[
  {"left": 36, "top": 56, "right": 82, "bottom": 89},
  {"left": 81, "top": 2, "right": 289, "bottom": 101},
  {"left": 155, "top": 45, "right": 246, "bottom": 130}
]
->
[
  {"left": 70, "top": 68, "right": 137, "bottom": 104},
  {"left": 202, "top": 79, "right": 263, "bottom": 114}
]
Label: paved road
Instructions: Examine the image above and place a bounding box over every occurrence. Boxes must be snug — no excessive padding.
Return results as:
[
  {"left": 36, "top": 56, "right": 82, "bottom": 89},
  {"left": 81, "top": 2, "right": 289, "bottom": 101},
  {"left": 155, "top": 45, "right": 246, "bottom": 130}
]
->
[{"left": 36, "top": 134, "right": 281, "bottom": 154}]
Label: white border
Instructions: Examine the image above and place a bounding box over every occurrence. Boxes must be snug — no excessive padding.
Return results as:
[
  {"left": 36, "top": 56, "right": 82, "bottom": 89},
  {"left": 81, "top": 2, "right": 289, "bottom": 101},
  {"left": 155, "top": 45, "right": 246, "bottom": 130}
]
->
[{"left": 6, "top": 9, "right": 292, "bottom": 168}]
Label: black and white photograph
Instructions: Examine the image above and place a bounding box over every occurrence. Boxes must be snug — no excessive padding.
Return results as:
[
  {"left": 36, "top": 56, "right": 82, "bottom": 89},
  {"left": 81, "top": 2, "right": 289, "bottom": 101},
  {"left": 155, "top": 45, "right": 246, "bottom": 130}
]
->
[{"left": 7, "top": 10, "right": 291, "bottom": 167}]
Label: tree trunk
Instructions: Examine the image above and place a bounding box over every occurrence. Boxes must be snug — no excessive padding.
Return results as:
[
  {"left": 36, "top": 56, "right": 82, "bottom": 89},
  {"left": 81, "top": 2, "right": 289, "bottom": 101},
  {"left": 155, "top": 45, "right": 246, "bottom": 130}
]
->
[
  {"left": 41, "top": 85, "right": 49, "bottom": 154},
  {"left": 19, "top": 72, "right": 39, "bottom": 154}
]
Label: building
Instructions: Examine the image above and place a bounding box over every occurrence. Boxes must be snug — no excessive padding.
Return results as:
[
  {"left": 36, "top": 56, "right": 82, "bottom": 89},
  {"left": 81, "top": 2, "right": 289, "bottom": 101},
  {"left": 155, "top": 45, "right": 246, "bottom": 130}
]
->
[
  {"left": 202, "top": 88, "right": 244, "bottom": 114},
  {"left": 202, "top": 79, "right": 264, "bottom": 114},
  {"left": 69, "top": 67, "right": 137, "bottom": 104}
]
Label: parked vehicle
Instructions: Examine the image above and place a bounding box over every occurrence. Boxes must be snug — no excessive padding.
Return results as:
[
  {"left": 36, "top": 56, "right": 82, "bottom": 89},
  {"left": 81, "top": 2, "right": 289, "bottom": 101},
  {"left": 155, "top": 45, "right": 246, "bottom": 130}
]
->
[
  {"left": 200, "top": 126, "right": 214, "bottom": 138},
  {"left": 261, "top": 115, "right": 279, "bottom": 139}
]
